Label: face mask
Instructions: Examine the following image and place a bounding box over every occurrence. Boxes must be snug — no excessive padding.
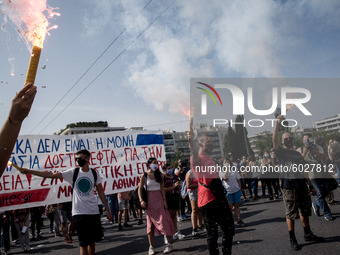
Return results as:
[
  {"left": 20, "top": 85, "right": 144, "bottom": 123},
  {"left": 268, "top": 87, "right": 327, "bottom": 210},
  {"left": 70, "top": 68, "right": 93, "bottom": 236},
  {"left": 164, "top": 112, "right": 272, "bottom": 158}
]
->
[
  {"left": 76, "top": 158, "right": 87, "bottom": 167},
  {"left": 150, "top": 164, "right": 158, "bottom": 171},
  {"left": 166, "top": 169, "right": 174, "bottom": 175},
  {"left": 284, "top": 138, "right": 293, "bottom": 148},
  {"left": 264, "top": 153, "right": 269, "bottom": 158}
]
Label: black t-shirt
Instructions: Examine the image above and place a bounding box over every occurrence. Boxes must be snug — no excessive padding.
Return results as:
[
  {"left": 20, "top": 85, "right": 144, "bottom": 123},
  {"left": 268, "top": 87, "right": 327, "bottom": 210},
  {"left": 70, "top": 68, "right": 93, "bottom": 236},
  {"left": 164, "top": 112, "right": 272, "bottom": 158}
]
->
[{"left": 275, "top": 147, "right": 307, "bottom": 190}]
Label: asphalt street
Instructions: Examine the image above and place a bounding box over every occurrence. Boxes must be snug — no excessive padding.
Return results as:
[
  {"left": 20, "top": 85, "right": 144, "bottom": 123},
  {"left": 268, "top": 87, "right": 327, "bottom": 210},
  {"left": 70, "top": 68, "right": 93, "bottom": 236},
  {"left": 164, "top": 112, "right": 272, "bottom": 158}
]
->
[{"left": 7, "top": 188, "right": 340, "bottom": 255}]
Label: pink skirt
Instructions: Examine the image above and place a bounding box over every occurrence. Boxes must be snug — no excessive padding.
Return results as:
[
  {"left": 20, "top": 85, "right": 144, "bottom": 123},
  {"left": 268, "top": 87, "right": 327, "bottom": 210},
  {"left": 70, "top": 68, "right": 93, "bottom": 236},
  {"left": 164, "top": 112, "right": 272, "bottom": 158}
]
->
[{"left": 146, "top": 191, "right": 176, "bottom": 236}]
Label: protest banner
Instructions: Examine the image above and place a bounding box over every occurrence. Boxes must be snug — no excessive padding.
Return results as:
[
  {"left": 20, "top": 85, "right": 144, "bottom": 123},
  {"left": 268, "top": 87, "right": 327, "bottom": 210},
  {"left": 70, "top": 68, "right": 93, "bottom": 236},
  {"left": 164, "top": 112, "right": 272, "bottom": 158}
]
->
[{"left": 0, "top": 130, "right": 165, "bottom": 210}]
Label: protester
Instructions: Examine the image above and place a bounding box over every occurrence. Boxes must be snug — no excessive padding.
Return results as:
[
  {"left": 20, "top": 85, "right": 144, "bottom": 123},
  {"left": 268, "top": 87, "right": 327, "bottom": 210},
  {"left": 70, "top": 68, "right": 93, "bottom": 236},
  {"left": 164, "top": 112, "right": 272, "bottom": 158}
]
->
[
  {"left": 58, "top": 202, "right": 74, "bottom": 243},
  {"left": 0, "top": 83, "right": 37, "bottom": 177},
  {"left": 0, "top": 211, "right": 11, "bottom": 255},
  {"left": 30, "top": 206, "right": 43, "bottom": 241},
  {"left": 239, "top": 155, "right": 253, "bottom": 200},
  {"left": 163, "top": 164, "right": 185, "bottom": 243},
  {"left": 107, "top": 194, "right": 119, "bottom": 224},
  {"left": 222, "top": 158, "right": 246, "bottom": 227},
  {"left": 188, "top": 118, "right": 234, "bottom": 255},
  {"left": 330, "top": 136, "right": 340, "bottom": 185},
  {"left": 273, "top": 116, "right": 324, "bottom": 251},
  {"left": 138, "top": 158, "right": 175, "bottom": 255},
  {"left": 185, "top": 167, "right": 203, "bottom": 236},
  {"left": 13, "top": 208, "right": 30, "bottom": 252},
  {"left": 297, "top": 134, "right": 334, "bottom": 221},
  {"left": 20, "top": 149, "right": 112, "bottom": 255},
  {"left": 117, "top": 191, "right": 132, "bottom": 231},
  {"left": 261, "top": 150, "right": 279, "bottom": 200},
  {"left": 247, "top": 155, "right": 259, "bottom": 200}
]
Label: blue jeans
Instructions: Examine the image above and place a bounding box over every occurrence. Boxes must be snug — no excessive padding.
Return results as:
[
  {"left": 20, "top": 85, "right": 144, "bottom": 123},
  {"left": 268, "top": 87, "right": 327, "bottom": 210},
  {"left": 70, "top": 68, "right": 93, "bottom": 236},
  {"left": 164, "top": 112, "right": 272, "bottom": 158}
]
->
[
  {"left": 107, "top": 195, "right": 119, "bottom": 223},
  {"left": 251, "top": 179, "right": 258, "bottom": 197},
  {"left": 311, "top": 179, "right": 332, "bottom": 217}
]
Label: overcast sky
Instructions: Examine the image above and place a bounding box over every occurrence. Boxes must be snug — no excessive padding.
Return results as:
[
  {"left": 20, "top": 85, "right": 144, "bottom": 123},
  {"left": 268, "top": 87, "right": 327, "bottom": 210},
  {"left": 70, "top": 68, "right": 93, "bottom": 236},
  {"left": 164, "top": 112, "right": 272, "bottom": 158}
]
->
[{"left": 0, "top": 0, "right": 339, "bottom": 136}]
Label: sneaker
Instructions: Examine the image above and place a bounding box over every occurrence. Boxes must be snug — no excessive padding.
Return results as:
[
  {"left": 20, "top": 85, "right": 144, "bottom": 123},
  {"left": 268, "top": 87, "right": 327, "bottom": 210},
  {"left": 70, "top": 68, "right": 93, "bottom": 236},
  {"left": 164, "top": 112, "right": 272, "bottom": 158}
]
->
[
  {"left": 148, "top": 246, "right": 155, "bottom": 255},
  {"left": 123, "top": 223, "right": 133, "bottom": 228},
  {"left": 163, "top": 244, "right": 173, "bottom": 254},
  {"left": 236, "top": 220, "right": 247, "bottom": 227},
  {"left": 304, "top": 232, "right": 325, "bottom": 242},
  {"left": 324, "top": 214, "right": 334, "bottom": 221},
  {"left": 172, "top": 232, "right": 178, "bottom": 240},
  {"left": 197, "top": 225, "right": 204, "bottom": 230},
  {"left": 118, "top": 224, "right": 123, "bottom": 231},
  {"left": 164, "top": 235, "right": 168, "bottom": 245},
  {"left": 177, "top": 217, "right": 183, "bottom": 222},
  {"left": 177, "top": 232, "right": 185, "bottom": 240},
  {"left": 312, "top": 201, "right": 321, "bottom": 217},
  {"left": 137, "top": 219, "right": 143, "bottom": 225},
  {"left": 192, "top": 230, "right": 199, "bottom": 237},
  {"left": 290, "top": 239, "right": 299, "bottom": 251}
]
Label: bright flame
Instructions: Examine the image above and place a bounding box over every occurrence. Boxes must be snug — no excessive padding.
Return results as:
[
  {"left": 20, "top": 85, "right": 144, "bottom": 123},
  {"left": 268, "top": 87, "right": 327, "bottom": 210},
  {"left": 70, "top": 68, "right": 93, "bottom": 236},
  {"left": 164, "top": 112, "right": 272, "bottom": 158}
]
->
[
  {"left": 2, "top": 0, "right": 59, "bottom": 49},
  {"left": 182, "top": 108, "right": 191, "bottom": 118},
  {"left": 286, "top": 104, "right": 295, "bottom": 112}
]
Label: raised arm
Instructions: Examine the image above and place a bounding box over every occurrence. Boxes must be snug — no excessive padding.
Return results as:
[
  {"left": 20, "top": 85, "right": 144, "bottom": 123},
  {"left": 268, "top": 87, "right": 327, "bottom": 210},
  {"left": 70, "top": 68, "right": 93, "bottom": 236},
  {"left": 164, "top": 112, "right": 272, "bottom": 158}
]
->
[
  {"left": 21, "top": 168, "right": 63, "bottom": 179},
  {"left": 188, "top": 117, "right": 199, "bottom": 165},
  {"left": 0, "top": 84, "right": 37, "bottom": 177},
  {"left": 273, "top": 116, "right": 283, "bottom": 150}
]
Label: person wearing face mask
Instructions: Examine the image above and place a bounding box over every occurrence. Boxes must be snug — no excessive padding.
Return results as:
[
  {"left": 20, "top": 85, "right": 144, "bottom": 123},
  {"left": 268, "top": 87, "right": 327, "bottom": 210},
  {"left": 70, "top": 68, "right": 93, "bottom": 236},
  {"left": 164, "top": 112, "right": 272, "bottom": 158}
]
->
[
  {"left": 297, "top": 133, "right": 333, "bottom": 221},
  {"left": 273, "top": 116, "right": 324, "bottom": 251},
  {"left": 21, "top": 150, "right": 112, "bottom": 255},
  {"left": 261, "top": 150, "right": 279, "bottom": 200},
  {"left": 188, "top": 118, "right": 234, "bottom": 255},
  {"left": 138, "top": 158, "right": 175, "bottom": 255},
  {"left": 163, "top": 164, "right": 185, "bottom": 243}
]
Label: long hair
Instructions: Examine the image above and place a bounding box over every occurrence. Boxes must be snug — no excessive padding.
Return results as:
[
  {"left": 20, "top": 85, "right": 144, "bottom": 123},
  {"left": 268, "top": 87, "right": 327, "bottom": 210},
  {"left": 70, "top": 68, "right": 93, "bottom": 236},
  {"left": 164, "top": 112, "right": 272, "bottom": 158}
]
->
[{"left": 147, "top": 157, "right": 163, "bottom": 184}]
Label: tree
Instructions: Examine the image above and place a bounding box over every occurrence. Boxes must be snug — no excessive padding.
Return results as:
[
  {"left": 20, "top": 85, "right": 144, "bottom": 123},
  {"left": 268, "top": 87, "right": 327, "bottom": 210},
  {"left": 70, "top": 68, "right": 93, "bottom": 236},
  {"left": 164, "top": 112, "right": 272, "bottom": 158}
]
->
[{"left": 57, "top": 121, "right": 108, "bottom": 134}]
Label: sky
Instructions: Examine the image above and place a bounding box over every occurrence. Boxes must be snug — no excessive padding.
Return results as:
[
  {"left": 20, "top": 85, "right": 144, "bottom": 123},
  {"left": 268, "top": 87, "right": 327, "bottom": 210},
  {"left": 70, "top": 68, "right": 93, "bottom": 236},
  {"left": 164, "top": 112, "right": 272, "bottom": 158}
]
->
[{"left": 0, "top": 0, "right": 340, "bottom": 136}]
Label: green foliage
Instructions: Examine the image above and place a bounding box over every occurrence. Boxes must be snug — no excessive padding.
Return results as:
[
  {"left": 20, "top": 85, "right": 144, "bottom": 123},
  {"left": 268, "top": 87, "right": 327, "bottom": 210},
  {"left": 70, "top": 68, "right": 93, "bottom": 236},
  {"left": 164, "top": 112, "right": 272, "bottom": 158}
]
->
[{"left": 57, "top": 121, "right": 108, "bottom": 135}]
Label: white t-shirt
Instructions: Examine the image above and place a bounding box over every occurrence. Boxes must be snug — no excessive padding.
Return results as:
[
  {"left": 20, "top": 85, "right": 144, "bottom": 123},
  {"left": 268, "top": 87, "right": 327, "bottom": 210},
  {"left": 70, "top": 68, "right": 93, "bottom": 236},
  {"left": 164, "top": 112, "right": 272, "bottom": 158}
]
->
[
  {"left": 222, "top": 171, "right": 241, "bottom": 194},
  {"left": 62, "top": 168, "right": 101, "bottom": 216}
]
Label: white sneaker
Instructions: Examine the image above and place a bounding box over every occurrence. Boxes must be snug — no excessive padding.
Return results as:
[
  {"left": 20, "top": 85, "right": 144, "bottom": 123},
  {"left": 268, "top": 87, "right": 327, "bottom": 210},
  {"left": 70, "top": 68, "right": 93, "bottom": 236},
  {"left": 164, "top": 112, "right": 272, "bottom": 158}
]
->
[
  {"left": 177, "top": 217, "right": 182, "bottom": 222},
  {"left": 163, "top": 244, "right": 173, "bottom": 254},
  {"left": 177, "top": 232, "right": 185, "bottom": 240},
  {"left": 172, "top": 232, "right": 178, "bottom": 240},
  {"left": 192, "top": 230, "right": 199, "bottom": 236},
  {"left": 164, "top": 235, "right": 168, "bottom": 244},
  {"left": 148, "top": 246, "right": 155, "bottom": 255}
]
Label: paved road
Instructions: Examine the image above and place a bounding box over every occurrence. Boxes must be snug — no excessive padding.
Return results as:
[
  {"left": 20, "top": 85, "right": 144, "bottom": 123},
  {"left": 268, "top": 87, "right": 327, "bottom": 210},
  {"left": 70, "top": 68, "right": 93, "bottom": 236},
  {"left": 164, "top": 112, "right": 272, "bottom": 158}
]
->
[{"left": 7, "top": 188, "right": 340, "bottom": 255}]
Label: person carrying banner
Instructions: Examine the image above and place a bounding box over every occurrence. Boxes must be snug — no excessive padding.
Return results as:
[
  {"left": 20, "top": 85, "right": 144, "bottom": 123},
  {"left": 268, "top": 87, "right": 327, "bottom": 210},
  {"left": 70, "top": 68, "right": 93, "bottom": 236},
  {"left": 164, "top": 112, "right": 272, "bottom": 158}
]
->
[
  {"left": 0, "top": 83, "right": 36, "bottom": 178},
  {"left": 21, "top": 149, "right": 112, "bottom": 255}
]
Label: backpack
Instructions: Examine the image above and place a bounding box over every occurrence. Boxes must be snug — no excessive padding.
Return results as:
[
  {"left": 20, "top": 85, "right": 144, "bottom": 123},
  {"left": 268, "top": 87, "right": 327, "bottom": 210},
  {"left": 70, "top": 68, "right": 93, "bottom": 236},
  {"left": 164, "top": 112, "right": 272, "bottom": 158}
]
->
[
  {"left": 72, "top": 167, "right": 98, "bottom": 191},
  {"left": 180, "top": 179, "right": 188, "bottom": 199}
]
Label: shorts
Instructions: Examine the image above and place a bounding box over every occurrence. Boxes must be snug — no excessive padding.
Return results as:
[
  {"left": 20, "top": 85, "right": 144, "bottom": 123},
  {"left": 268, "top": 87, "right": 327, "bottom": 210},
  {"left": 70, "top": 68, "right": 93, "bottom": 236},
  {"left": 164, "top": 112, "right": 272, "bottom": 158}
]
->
[
  {"left": 166, "top": 193, "right": 180, "bottom": 210},
  {"left": 118, "top": 199, "right": 129, "bottom": 210},
  {"left": 73, "top": 214, "right": 103, "bottom": 247},
  {"left": 58, "top": 209, "right": 72, "bottom": 224},
  {"left": 227, "top": 189, "right": 242, "bottom": 205},
  {"left": 188, "top": 189, "right": 198, "bottom": 201},
  {"left": 282, "top": 188, "right": 311, "bottom": 219}
]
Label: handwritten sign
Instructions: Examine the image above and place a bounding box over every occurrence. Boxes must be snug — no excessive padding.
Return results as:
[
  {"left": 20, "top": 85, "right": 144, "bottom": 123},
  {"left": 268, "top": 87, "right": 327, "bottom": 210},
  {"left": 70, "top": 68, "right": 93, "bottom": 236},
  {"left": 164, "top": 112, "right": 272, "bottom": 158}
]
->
[{"left": 0, "top": 130, "right": 165, "bottom": 210}]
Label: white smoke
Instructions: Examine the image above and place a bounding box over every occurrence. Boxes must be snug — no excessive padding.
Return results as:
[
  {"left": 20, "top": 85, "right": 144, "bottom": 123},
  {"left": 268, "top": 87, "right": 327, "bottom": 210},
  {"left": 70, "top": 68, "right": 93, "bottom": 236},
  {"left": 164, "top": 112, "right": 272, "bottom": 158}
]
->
[{"left": 82, "top": 0, "right": 340, "bottom": 115}]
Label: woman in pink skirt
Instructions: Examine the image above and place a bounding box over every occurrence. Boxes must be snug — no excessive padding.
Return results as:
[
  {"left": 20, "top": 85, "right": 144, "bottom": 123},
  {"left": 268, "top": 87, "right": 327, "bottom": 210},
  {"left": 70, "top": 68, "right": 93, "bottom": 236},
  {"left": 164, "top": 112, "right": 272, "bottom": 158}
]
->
[{"left": 138, "top": 158, "right": 176, "bottom": 255}]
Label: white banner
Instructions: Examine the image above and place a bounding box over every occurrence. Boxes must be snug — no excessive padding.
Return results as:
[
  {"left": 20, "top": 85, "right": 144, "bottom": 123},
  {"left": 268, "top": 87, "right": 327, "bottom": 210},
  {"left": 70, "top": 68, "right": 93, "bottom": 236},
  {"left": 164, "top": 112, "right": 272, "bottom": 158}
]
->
[{"left": 0, "top": 130, "right": 165, "bottom": 211}]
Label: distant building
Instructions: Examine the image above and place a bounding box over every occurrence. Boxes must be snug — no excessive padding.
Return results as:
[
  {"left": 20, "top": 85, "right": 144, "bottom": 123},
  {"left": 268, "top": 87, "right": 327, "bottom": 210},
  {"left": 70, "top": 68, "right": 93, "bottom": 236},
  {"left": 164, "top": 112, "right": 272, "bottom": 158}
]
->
[
  {"left": 315, "top": 114, "right": 340, "bottom": 133},
  {"left": 59, "top": 126, "right": 126, "bottom": 135},
  {"left": 248, "top": 131, "right": 271, "bottom": 156}
]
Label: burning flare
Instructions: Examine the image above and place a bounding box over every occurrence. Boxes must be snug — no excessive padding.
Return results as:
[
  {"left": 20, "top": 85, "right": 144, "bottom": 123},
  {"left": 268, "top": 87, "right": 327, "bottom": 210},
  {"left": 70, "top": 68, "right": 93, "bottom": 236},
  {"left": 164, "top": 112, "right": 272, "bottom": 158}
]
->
[{"left": 2, "top": 0, "right": 59, "bottom": 85}]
